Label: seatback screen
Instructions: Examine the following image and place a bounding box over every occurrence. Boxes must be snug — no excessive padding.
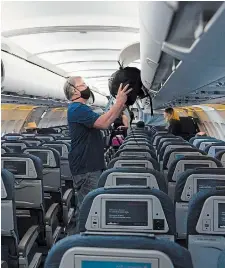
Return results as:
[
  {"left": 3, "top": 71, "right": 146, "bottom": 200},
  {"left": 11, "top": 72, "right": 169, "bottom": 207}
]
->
[
  {"left": 29, "top": 151, "right": 48, "bottom": 165},
  {"left": 175, "top": 154, "right": 185, "bottom": 160},
  {"left": 3, "top": 161, "right": 26, "bottom": 175},
  {"left": 7, "top": 145, "right": 22, "bottom": 153},
  {"left": 116, "top": 177, "right": 147, "bottom": 186},
  {"left": 184, "top": 163, "right": 209, "bottom": 171},
  {"left": 197, "top": 179, "right": 225, "bottom": 192},
  {"left": 121, "top": 163, "right": 146, "bottom": 168},
  {"left": 82, "top": 260, "right": 152, "bottom": 268},
  {"left": 218, "top": 203, "right": 225, "bottom": 229},
  {"left": 105, "top": 201, "right": 148, "bottom": 226}
]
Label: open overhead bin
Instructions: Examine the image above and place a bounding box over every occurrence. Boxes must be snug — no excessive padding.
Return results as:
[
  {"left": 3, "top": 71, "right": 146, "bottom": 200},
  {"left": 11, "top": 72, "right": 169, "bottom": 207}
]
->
[{"left": 139, "top": 1, "right": 178, "bottom": 89}]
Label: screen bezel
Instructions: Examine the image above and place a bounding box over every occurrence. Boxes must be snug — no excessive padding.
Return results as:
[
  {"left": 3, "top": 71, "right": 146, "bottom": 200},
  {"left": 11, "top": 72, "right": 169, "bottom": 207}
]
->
[
  {"left": 214, "top": 200, "right": 225, "bottom": 232},
  {"left": 101, "top": 197, "right": 152, "bottom": 230}
]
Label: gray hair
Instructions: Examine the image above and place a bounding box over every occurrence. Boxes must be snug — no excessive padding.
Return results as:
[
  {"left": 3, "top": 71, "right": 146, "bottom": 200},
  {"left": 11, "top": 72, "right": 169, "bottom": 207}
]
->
[{"left": 63, "top": 76, "right": 81, "bottom": 100}]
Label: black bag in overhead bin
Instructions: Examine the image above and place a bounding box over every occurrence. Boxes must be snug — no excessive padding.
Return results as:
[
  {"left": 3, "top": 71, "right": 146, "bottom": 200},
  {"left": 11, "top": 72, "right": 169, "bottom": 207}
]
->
[{"left": 108, "top": 66, "right": 145, "bottom": 106}]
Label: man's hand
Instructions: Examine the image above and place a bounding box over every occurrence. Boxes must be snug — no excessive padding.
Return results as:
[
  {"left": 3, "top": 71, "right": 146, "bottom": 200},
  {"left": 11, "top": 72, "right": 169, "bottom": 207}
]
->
[{"left": 116, "top": 83, "right": 133, "bottom": 105}]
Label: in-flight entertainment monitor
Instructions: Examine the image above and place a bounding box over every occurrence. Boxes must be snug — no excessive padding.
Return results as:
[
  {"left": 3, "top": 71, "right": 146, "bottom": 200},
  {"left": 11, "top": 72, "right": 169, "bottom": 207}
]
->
[
  {"left": 218, "top": 202, "right": 225, "bottom": 230},
  {"left": 116, "top": 177, "right": 147, "bottom": 186},
  {"left": 184, "top": 163, "right": 209, "bottom": 171},
  {"left": 3, "top": 160, "right": 26, "bottom": 175},
  {"left": 105, "top": 200, "right": 148, "bottom": 227},
  {"left": 196, "top": 178, "right": 225, "bottom": 192},
  {"left": 6, "top": 145, "right": 22, "bottom": 153}
]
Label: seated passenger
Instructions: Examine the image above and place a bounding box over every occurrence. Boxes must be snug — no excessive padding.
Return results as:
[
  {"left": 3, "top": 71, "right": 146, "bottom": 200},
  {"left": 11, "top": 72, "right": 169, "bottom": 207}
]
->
[
  {"left": 136, "top": 121, "right": 145, "bottom": 128},
  {"left": 63, "top": 77, "right": 132, "bottom": 209},
  {"left": 24, "top": 122, "right": 38, "bottom": 134},
  {"left": 164, "top": 107, "right": 183, "bottom": 136}
]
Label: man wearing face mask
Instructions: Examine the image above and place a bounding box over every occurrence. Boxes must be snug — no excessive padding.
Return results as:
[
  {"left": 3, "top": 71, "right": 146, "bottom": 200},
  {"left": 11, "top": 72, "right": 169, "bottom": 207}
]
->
[{"left": 64, "top": 76, "right": 132, "bottom": 209}]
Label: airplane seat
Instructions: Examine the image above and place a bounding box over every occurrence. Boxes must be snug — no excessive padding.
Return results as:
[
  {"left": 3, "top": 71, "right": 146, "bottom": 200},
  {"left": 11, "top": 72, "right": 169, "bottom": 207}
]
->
[
  {"left": 215, "top": 150, "right": 225, "bottom": 166},
  {"left": 78, "top": 187, "right": 176, "bottom": 240},
  {"left": 163, "top": 148, "right": 205, "bottom": 172},
  {"left": 1, "top": 261, "right": 8, "bottom": 268},
  {"left": 190, "top": 136, "right": 217, "bottom": 147},
  {"left": 35, "top": 134, "right": 56, "bottom": 142},
  {"left": 197, "top": 139, "right": 222, "bottom": 151},
  {"left": 204, "top": 142, "right": 225, "bottom": 157},
  {"left": 21, "top": 132, "right": 36, "bottom": 138},
  {"left": 1, "top": 153, "right": 62, "bottom": 249},
  {"left": 167, "top": 155, "right": 223, "bottom": 200},
  {"left": 174, "top": 168, "right": 225, "bottom": 239},
  {"left": 44, "top": 234, "right": 193, "bottom": 268},
  {"left": 1, "top": 169, "right": 42, "bottom": 268},
  {"left": 120, "top": 143, "right": 154, "bottom": 152},
  {"left": 156, "top": 137, "right": 184, "bottom": 155},
  {"left": 218, "top": 249, "right": 225, "bottom": 268},
  {"left": 98, "top": 167, "right": 167, "bottom": 193},
  {"left": 20, "top": 138, "right": 44, "bottom": 147},
  {"left": 115, "top": 147, "right": 157, "bottom": 160},
  {"left": 3, "top": 133, "right": 24, "bottom": 141},
  {"left": 1, "top": 146, "right": 12, "bottom": 154},
  {"left": 154, "top": 134, "right": 175, "bottom": 148},
  {"left": 157, "top": 141, "right": 192, "bottom": 170},
  {"left": 1, "top": 140, "right": 30, "bottom": 153},
  {"left": 42, "top": 141, "right": 73, "bottom": 184},
  {"left": 108, "top": 156, "right": 160, "bottom": 171},
  {"left": 22, "top": 146, "right": 75, "bottom": 226},
  {"left": 187, "top": 187, "right": 225, "bottom": 268},
  {"left": 189, "top": 136, "right": 213, "bottom": 144}
]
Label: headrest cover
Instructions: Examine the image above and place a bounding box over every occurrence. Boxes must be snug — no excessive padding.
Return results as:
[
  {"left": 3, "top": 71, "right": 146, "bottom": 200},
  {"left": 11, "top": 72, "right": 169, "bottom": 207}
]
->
[{"left": 109, "top": 67, "right": 144, "bottom": 106}]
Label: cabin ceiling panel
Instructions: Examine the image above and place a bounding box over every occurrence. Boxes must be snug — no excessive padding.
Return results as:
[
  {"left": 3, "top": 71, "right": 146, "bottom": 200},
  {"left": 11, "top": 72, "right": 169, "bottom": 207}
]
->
[{"left": 1, "top": 1, "right": 140, "bottom": 98}]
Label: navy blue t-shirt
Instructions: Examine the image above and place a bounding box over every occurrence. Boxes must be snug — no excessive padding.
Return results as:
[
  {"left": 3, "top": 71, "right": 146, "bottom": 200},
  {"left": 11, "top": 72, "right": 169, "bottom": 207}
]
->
[{"left": 67, "top": 102, "right": 105, "bottom": 175}]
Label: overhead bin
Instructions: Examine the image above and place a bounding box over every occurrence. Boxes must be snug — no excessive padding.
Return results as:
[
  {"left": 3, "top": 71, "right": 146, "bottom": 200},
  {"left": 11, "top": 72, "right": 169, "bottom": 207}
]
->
[
  {"left": 118, "top": 42, "right": 140, "bottom": 67},
  {"left": 139, "top": 1, "right": 178, "bottom": 89},
  {"left": 2, "top": 51, "right": 67, "bottom": 100},
  {"left": 1, "top": 51, "right": 108, "bottom": 107}
]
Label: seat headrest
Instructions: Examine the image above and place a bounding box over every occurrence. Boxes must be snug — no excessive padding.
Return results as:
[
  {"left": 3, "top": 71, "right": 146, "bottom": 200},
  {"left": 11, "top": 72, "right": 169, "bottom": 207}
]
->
[
  {"left": 1, "top": 169, "right": 15, "bottom": 200},
  {"left": 167, "top": 156, "right": 223, "bottom": 182},
  {"left": 3, "top": 133, "right": 24, "bottom": 141},
  {"left": 2, "top": 140, "right": 30, "bottom": 146},
  {"left": 175, "top": 168, "right": 225, "bottom": 202},
  {"left": 216, "top": 150, "right": 225, "bottom": 160},
  {"left": 1, "top": 153, "right": 43, "bottom": 179},
  {"left": 108, "top": 156, "right": 160, "bottom": 171},
  {"left": 98, "top": 168, "right": 167, "bottom": 193},
  {"left": 22, "top": 146, "right": 60, "bottom": 167},
  {"left": 163, "top": 148, "right": 205, "bottom": 169},
  {"left": 115, "top": 148, "right": 156, "bottom": 159},
  {"left": 78, "top": 187, "right": 175, "bottom": 235},
  {"left": 44, "top": 234, "right": 193, "bottom": 268},
  {"left": 187, "top": 188, "right": 225, "bottom": 235},
  {"left": 35, "top": 134, "right": 56, "bottom": 141}
]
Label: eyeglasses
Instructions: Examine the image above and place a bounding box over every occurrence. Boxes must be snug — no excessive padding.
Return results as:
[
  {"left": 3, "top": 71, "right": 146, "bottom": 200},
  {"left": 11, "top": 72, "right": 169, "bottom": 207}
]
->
[{"left": 66, "top": 81, "right": 86, "bottom": 90}]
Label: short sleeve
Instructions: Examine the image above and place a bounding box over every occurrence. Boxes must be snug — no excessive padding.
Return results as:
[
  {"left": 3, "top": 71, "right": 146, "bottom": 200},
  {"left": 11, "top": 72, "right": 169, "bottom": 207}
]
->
[{"left": 68, "top": 103, "right": 100, "bottom": 128}]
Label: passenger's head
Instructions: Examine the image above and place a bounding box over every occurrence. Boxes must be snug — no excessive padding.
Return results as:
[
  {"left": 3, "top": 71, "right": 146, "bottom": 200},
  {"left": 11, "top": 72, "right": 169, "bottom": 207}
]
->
[
  {"left": 164, "top": 107, "right": 180, "bottom": 121},
  {"left": 136, "top": 121, "right": 145, "bottom": 128},
  {"left": 63, "top": 76, "right": 91, "bottom": 103},
  {"left": 196, "top": 131, "right": 207, "bottom": 137},
  {"left": 25, "top": 122, "right": 37, "bottom": 133}
]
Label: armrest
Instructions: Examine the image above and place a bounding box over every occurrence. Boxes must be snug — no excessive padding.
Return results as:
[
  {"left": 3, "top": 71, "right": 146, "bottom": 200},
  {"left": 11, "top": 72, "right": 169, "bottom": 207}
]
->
[
  {"left": 62, "top": 188, "right": 73, "bottom": 207},
  {"left": 45, "top": 203, "right": 60, "bottom": 225},
  {"left": 1, "top": 261, "right": 8, "bottom": 268},
  {"left": 18, "top": 225, "right": 40, "bottom": 257}
]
